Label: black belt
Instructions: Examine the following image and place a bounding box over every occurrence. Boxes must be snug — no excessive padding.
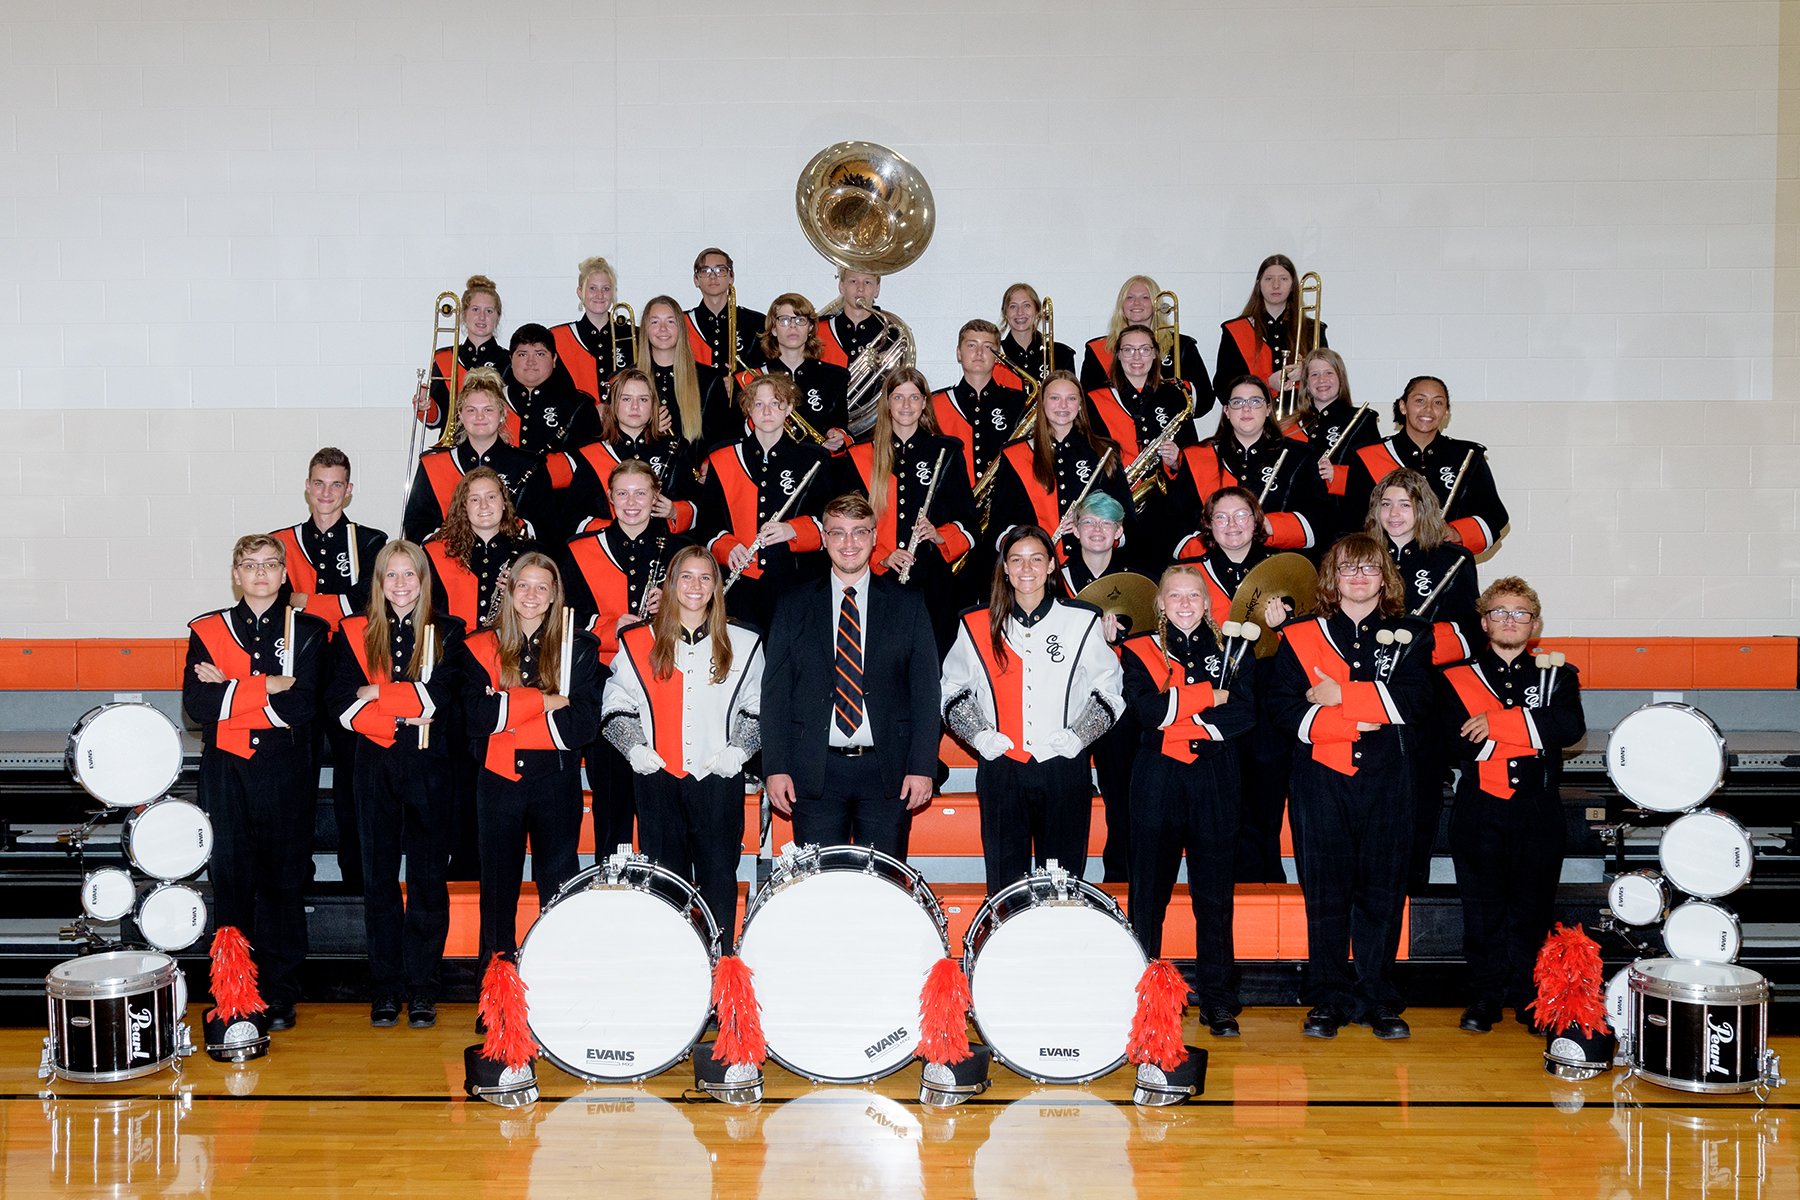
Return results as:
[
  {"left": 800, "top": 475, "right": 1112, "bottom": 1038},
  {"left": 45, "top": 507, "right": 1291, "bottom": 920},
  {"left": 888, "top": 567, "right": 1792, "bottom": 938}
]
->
[{"left": 828, "top": 744, "right": 873, "bottom": 757}]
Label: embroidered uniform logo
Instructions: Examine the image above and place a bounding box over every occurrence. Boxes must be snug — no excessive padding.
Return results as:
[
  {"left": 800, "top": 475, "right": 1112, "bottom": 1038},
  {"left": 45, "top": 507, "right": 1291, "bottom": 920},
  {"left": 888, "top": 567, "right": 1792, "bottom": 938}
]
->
[
  {"left": 806, "top": 388, "right": 823, "bottom": 412},
  {"left": 274, "top": 635, "right": 287, "bottom": 661},
  {"left": 1153, "top": 407, "right": 1170, "bottom": 428},
  {"left": 779, "top": 469, "right": 796, "bottom": 495},
  {"left": 1075, "top": 460, "right": 1092, "bottom": 483},
  {"left": 1524, "top": 684, "right": 1541, "bottom": 708},
  {"left": 1414, "top": 568, "right": 1432, "bottom": 597},
  {"left": 1044, "top": 634, "right": 1065, "bottom": 662},
  {"left": 1203, "top": 653, "right": 1221, "bottom": 678},
  {"left": 1260, "top": 465, "right": 1276, "bottom": 490},
  {"left": 1374, "top": 646, "right": 1397, "bottom": 678},
  {"left": 1439, "top": 465, "right": 1457, "bottom": 489},
  {"left": 989, "top": 408, "right": 1009, "bottom": 430},
  {"left": 336, "top": 551, "right": 352, "bottom": 578},
  {"left": 1706, "top": 1015, "right": 1736, "bottom": 1075},
  {"left": 914, "top": 460, "right": 933, "bottom": 484},
  {"left": 542, "top": 407, "right": 560, "bottom": 427}
]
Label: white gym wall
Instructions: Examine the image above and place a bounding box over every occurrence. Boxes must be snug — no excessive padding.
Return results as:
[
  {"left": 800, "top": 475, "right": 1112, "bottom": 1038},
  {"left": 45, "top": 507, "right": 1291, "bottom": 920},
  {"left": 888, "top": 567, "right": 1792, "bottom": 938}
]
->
[{"left": 0, "top": 0, "right": 1792, "bottom": 637}]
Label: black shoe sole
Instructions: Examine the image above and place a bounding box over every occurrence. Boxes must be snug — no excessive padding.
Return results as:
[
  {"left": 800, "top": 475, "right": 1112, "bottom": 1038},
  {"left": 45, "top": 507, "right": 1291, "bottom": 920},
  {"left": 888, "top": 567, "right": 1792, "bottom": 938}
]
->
[
  {"left": 370, "top": 1013, "right": 400, "bottom": 1028},
  {"left": 1371, "top": 1026, "right": 1411, "bottom": 1040},
  {"left": 268, "top": 1015, "right": 297, "bottom": 1032},
  {"left": 1459, "top": 1021, "right": 1491, "bottom": 1033},
  {"left": 1302, "top": 1024, "right": 1339, "bottom": 1040},
  {"left": 1208, "top": 1025, "right": 1242, "bottom": 1038},
  {"left": 408, "top": 1012, "right": 437, "bottom": 1029}
]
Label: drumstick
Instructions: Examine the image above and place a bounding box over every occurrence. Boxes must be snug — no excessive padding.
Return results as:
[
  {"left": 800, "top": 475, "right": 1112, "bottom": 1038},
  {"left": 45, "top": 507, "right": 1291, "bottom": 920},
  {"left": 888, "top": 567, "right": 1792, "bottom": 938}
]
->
[
  {"left": 347, "top": 523, "right": 360, "bottom": 582},
  {"left": 281, "top": 606, "right": 295, "bottom": 676},
  {"left": 558, "top": 612, "right": 573, "bottom": 696},
  {"left": 419, "top": 627, "right": 435, "bottom": 750}
]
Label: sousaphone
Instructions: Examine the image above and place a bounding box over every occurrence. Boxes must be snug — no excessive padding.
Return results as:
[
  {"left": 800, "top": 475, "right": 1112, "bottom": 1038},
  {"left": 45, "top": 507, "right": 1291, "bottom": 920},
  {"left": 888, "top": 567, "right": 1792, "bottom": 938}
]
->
[{"left": 1229, "top": 553, "right": 1317, "bottom": 658}]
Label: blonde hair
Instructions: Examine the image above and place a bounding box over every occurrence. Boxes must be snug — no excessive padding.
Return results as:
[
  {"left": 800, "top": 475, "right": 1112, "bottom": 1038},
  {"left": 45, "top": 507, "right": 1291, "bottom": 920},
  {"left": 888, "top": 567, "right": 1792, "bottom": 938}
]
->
[
  {"left": 576, "top": 256, "right": 616, "bottom": 297},
  {"left": 637, "top": 295, "right": 703, "bottom": 442},
  {"left": 363, "top": 541, "right": 437, "bottom": 683},
  {"left": 462, "top": 274, "right": 501, "bottom": 320},
  {"left": 492, "top": 552, "right": 567, "bottom": 693},
  {"left": 1106, "top": 275, "right": 1159, "bottom": 349},
  {"left": 231, "top": 533, "right": 284, "bottom": 569},
  {"left": 1152, "top": 562, "right": 1214, "bottom": 686},
  {"left": 455, "top": 367, "right": 512, "bottom": 446}
]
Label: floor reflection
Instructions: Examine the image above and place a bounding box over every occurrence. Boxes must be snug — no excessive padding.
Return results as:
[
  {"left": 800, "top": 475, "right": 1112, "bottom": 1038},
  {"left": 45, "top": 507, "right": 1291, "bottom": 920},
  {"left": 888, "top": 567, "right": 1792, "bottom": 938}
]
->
[
  {"left": 40, "top": 1092, "right": 210, "bottom": 1195},
  {"left": 530, "top": 1089, "right": 713, "bottom": 1198}
]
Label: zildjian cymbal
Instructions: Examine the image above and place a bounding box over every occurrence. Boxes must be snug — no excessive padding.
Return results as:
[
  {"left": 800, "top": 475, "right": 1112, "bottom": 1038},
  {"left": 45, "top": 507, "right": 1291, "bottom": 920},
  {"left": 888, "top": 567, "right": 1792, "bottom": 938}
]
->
[
  {"left": 1229, "top": 553, "right": 1317, "bottom": 658},
  {"left": 1075, "top": 572, "right": 1160, "bottom": 640}
]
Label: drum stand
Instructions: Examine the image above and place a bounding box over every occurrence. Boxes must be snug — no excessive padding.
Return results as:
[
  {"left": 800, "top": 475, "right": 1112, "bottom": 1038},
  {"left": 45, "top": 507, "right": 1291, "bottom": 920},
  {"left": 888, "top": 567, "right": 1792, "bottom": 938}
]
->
[{"left": 56, "top": 813, "right": 126, "bottom": 953}]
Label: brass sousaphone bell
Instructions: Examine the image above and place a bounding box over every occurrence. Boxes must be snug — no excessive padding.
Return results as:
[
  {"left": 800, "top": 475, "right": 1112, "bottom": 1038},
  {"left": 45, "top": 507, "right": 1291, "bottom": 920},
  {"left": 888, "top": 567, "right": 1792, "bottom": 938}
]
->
[
  {"left": 1076, "top": 572, "right": 1161, "bottom": 642},
  {"left": 1229, "top": 553, "right": 1318, "bottom": 658}
]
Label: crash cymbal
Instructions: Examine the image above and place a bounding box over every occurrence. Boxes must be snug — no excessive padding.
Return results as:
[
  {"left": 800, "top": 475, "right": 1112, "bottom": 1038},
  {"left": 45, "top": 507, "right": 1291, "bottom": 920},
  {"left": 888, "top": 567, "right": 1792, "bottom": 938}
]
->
[
  {"left": 1075, "top": 572, "right": 1160, "bottom": 641},
  {"left": 1228, "top": 553, "right": 1317, "bottom": 658}
]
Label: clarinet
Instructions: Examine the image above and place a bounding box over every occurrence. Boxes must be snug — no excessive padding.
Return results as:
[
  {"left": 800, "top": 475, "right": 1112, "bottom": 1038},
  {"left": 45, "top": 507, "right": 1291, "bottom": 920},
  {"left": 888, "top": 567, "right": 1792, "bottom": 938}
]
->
[
  {"left": 638, "top": 538, "right": 668, "bottom": 619},
  {"left": 481, "top": 563, "right": 512, "bottom": 628}
]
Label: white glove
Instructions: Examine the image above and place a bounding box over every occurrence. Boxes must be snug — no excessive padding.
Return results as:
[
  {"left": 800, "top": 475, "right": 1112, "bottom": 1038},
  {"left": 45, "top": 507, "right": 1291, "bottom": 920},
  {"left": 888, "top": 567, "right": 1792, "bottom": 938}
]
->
[
  {"left": 707, "top": 746, "right": 749, "bottom": 779},
  {"left": 1042, "top": 728, "right": 1085, "bottom": 760},
  {"left": 627, "top": 744, "right": 666, "bottom": 775},
  {"left": 971, "top": 729, "right": 1014, "bottom": 761}
]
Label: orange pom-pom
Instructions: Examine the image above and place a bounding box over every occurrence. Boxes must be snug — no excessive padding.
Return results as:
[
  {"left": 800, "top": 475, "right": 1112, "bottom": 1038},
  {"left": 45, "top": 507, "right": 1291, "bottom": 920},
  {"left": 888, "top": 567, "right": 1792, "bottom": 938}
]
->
[
  {"left": 1127, "top": 959, "right": 1188, "bottom": 1071},
  {"left": 711, "top": 955, "right": 767, "bottom": 1067},
  {"left": 917, "top": 956, "right": 973, "bottom": 1066},
  {"left": 1528, "top": 922, "right": 1609, "bottom": 1038},
  {"left": 478, "top": 956, "right": 536, "bottom": 1071},
  {"left": 207, "top": 926, "right": 266, "bottom": 1021}
]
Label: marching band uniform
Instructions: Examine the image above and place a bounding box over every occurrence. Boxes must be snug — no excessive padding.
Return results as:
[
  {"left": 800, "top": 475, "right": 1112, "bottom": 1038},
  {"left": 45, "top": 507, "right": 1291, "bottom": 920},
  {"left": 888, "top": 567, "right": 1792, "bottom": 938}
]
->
[
  {"left": 402, "top": 441, "right": 554, "bottom": 546},
  {"left": 1299, "top": 397, "right": 1381, "bottom": 531},
  {"left": 698, "top": 432, "right": 831, "bottom": 628},
  {"left": 931, "top": 378, "right": 1029, "bottom": 494},
  {"left": 326, "top": 613, "right": 464, "bottom": 1015},
  {"left": 818, "top": 308, "right": 887, "bottom": 369},
  {"left": 1120, "top": 623, "right": 1256, "bottom": 1012},
  {"left": 1170, "top": 432, "right": 1331, "bottom": 555},
  {"left": 602, "top": 619, "right": 764, "bottom": 946},
  {"left": 423, "top": 530, "right": 544, "bottom": 635},
  {"left": 987, "top": 438, "right": 1136, "bottom": 568},
  {"left": 686, "top": 300, "right": 766, "bottom": 376},
  {"left": 183, "top": 601, "right": 330, "bottom": 1015},
  {"left": 994, "top": 333, "right": 1077, "bottom": 392},
  {"left": 551, "top": 312, "right": 634, "bottom": 402},
  {"left": 1267, "top": 610, "right": 1434, "bottom": 1030},
  {"left": 1349, "top": 435, "right": 1508, "bottom": 554},
  {"left": 458, "top": 623, "right": 602, "bottom": 965},
  {"left": 845, "top": 431, "right": 977, "bottom": 656},
  {"left": 546, "top": 434, "right": 698, "bottom": 542},
  {"left": 422, "top": 336, "right": 508, "bottom": 430},
  {"left": 742, "top": 356, "right": 851, "bottom": 447},
  {"left": 1442, "top": 647, "right": 1584, "bottom": 1017},
  {"left": 941, "top": 597, "right": 1124, "bottom": 894},
  {"left": 649, "top": 360, "right": 738, "bottom": 450},
  {"left": 1084, "top": 379, "right": 1199, "bottom": 559},
  {"left": 502, "top": 371, "right": 600, "bottom": 461},
  {"left": 1214, "top": 314, "right": 1327, "bottom": 406},
  {"left": 1081, "top": 332, "right": 1214, "bottom": 418}
]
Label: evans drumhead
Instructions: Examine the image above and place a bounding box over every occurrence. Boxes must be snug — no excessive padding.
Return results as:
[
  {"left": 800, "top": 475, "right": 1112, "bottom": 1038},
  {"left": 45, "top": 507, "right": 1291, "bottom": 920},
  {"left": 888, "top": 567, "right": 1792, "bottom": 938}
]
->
[
  {"left": 1606, "top": 870, "right": 1668, "bottom": 927},
  {"left": 42, "top": 951, "right": 192, "bottom": 1083},
  {"left": 1606, "top": 966, "right": 1636, "bottom": 1063},
  {"left": 1605, "top": 703, "right": 1726, "bottom": 814},
  {"left": 136, "top": 883, "right": 207, "bottom": 952},
  {"left": 738, "top": 845, "right": 948, "bottom": 1084},
  {"left": 65, "top": 703, "right": 184, "bottom": 809},
  {"left": 965, "top": 863, "right": 1147, "bottom": 1084},
  {"left": 517, "top": 855, "right": 718, "bottom": 1083},
  {"left": 1658, "top": 809, "right": 1754, "bottom": 899},
  {"left": 1663, "top": 900, "right": 1742, "bottom": 963},
  {"left": 1628, "top": 959, "right": 1780, "bottom": 1094},
  {"left": 80, "top": 867, "right": 137, "bottom": 923},
  {"left": 125, "top": 798, "right": 214, "bottom": 881}
]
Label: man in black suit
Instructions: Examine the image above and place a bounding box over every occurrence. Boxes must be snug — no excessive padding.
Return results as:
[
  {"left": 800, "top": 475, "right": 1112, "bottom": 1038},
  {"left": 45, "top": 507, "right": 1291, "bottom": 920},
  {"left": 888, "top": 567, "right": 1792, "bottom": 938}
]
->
[{"left": 762, "top": 492, "right": 941, "bottom": 858}]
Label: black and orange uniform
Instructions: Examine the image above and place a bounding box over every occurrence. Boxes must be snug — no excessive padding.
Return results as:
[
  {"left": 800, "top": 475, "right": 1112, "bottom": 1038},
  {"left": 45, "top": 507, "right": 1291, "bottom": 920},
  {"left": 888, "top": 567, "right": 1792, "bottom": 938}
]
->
[
  {"left": 1081, "top": 332, "right": 1214, "bottom": 420},
  {"left": 326, "top": 614, "right": 464, "bottom": 1009},
  {"left": 458, "top": 624, "right": 602, "bottom": 965},
  {"left": 503, "top": 369, "right": 601, "bottom": 461},
  {"left": 546, "top": 434, "right": 698, "bottom": 540},
  {"left": 994, "top": 332, "right": 1076, "bottom": 393},
  {"left": 1267, "top": 612, "right": 1434, "bottom": 1024},
  {"left": 1171, "top": 431, "right": 1331, "bottom": 555},
  {"left": 845, "top": 430, "right": 978, "bottom": 656},
  {"left": 1120, "top": 624, "right": 1256, "bottom": 1010},
  {"left": 647, "top": 359, "right": 737, "bottom": 450},
  {"left": 270, "top": 517, "right": 389, "bottom": 891},
  {"left": 1084, "top": 378, "right": 1198, "bottom": 560},
  {"left": 1298, "top": 397, "right": 1381, "bottom": 534},
  {"left": 987, "top": 436, "right": 1136, "bottom": 567},
  {"left": 698, "top": 433, "right": 831, "bottom": 628},
  {"left": 686, "top": 301, "right": 765, "bottom": 378},
  {"left": 818, "top": 307, "right": 888, "bottom": 369},
  {"left": 423, "top": 337, "right": 509, "bottom": 430},
  {"left": 1347, "top": 434, "right": 1508, "bottom": 555},
  {"left": 402, "top": 440, "right": 555, "bottom": 546},
  {"left": 560, "top": 524, "right": 691, "bottom": 857},
  {"left": 741, "top": 356, "right": 851, "bottom": 447},
  {"left": 551, "top": 313, "right": 635, "bottom": 403},
  {"left": 931, "top": 376, "right": 1029, "bottom": 498},
  {"left": 182, "top": 601, "right": 329, "bottom": 1011},
  {"left": 1214, "top": 314, "right": 1327, "bottom": 407},
  {"left": 1441, "top": 647, "right": 1585, "bottom": 1014}
]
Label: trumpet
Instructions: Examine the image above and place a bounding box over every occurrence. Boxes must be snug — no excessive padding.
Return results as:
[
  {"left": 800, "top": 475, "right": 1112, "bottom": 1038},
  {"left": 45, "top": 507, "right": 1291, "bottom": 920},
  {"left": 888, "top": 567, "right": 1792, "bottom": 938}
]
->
[
  {"left": 1123, "top": 388, "right": 1195, "bottom": 507},
  {"left": 1153, "top": 290, "right": 1181, "bottom": 383},
  {"left": 785, "top": 403, "right": 829, "bottom": 445},
  {"left": 638, "top": 542, "right": 668, "bottom": 620},
  {"left": 429, "top": 292, "right": 464, "bottom": 450}
]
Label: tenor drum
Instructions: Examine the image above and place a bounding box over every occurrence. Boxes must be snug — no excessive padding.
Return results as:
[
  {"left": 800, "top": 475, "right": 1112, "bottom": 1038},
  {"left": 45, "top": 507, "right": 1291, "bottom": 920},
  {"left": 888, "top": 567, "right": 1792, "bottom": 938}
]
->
[
  {"left": 1658, "top": 809, "right": 1754, "bottom": 899},
  {"left": 1606, "top": 703, "right": 1726, "bottom": 813},
  {"left": 65, "top": 703, "right": 184, "bottom": 809},
  {"left": 124, "top": 798, "right": 214, "bottom": 881},
  {"left": 1628, "top": 958, "right": 1780, "bottom": 1094},
  {"left": 516, "top": 855, "right": 718, "bottom": 1083},
  {"left": 737, "top": 845, "right": 948, "bottom": 1083},
  {"left": 42, "top": 951, "right": 193, "bottom": 1083},
  {"left": 80, "top": 867, "right": 137, "bottom": 923},
  {"left": 136, "top": 883, "right": 207, "bottom": 952},
  {"left": 1606, "top": 870, "right": 1668, "bottom": 927},
  {"left": 1662, "top": 900, "right": 1742, "bottom": 963},
  {"left": 965, "top": 864, "right": 1147, "bottom": 1084}
]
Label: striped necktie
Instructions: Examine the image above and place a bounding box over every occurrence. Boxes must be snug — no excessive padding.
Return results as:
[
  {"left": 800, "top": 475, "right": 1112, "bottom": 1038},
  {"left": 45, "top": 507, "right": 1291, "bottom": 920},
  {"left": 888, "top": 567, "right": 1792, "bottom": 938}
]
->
[{"left": 834, "top": 588, "right": 864, "bottom": 738}]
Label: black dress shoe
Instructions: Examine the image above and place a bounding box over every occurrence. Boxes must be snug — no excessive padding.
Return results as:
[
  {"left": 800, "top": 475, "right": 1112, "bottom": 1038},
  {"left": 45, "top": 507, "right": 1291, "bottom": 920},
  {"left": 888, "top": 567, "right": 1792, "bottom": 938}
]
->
[
  {"left": 1200, "top": 1004, "right": 1241, "bottom": 1038},
  {"left": 1460, "top": 1000, "right": 1502, "bottom": 1033},
  {"left": 370, "top": 998, "right": 401, "bottom": 1028},
  {"left": 266, "top": 1005, "right": 298, "bottom": 1032},
  {"left": 1361, "top": 1008, "right": 1411, "bottom": 1040},
  {"left": 1302, "top": 1006, "right": 1346, "bottom": 1039},
  {"left": 1515, "top": 1005, "right": 1539, "bottom": 1031},
  {"left": 408, "top": 999, "right": 437, "bottom": 1029}
]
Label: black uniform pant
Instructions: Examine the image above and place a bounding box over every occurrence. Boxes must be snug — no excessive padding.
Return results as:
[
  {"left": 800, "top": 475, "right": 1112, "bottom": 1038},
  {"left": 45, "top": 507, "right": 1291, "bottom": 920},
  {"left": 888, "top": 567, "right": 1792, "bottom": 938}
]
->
[
  {"left": 636, "top": 770, "right": 746, "bottom": 949},
  {"left": 1406, "top": 726, "right": 1449, "bottom": 892},
  {"left": 1128, "top": 749, "right": 1242, "bottom": 1011},
  {"left": 476, "top": 764, "right": 582, "bottom": 965},
  {"left": 1290, "top": 754, "right": 1412, "bottom": 1020},
  {"left": 312, "top": 717, "right": 361, "bottom": 891},
  {"left": 1233, "top": 711, "right": 1294, "bottom": 884},
  {"left": 198, "top": 740, "right": 315, "bottom": 1008},
  {"left": 585, "top": 737, "right": 637, "bottom": 860},
  {"left": 723, "top": 571, "right": 777, "bottom": 631},
  {"left": 447, "top": 706, "right": 481, "bottom": 881},
  {"left": 1450, "top": 784, "right": 1566, "bottom": 1009},
  {"left": 894, "top": 551, "right": 960, "bottom": 662},
  {"left": 357, "top": 744, "right": 454, "bottom": 1002},
  {"left": 791, "top": 750, "right": 905, "bottom": 859},
  {"left": 976, "top": 753, "right": 1092, "bottom": 895},
  {"left": 1092, "top": 712, "right": 1139, "bottom": 883}
]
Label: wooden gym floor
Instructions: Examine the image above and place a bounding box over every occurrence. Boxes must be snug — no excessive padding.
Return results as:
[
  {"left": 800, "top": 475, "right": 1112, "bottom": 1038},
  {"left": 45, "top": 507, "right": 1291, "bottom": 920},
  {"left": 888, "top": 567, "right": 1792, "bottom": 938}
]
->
[{"left": 2, "top": 1005, "right": 1793, "bottom": 1198}]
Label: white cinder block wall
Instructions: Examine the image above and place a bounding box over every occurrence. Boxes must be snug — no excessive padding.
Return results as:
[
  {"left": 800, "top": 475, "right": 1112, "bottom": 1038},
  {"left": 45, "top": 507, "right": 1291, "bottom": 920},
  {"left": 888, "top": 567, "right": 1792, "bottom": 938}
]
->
[{"left": 0, "top": 0, "right": 1792, "bottom": 637}]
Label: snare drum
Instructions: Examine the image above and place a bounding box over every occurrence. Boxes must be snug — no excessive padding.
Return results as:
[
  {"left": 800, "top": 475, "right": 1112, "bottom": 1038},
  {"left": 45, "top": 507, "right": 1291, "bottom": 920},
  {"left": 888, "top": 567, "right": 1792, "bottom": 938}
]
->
[
  {"left": 136, "top": 883, "right": 207, "bottom": 952},
  {"left": 1629, "top": 958, "right": 1779, "bottom": 1094},
  {"left": 125, "top": 798, "right": 214, "bottom": 881},
  {"left": 1658, "top": 808, "right": 1753, "bottom": 899},
  {"left": 42, "top": 951, "right": 193, "bottom": 1083},
  {"left": 1663, "top": 900, "right": 1742, "bottom": 963},
  {"left": 1606, "top": 966, "right": 1635, "bottom": 1062},
  {"left": 1606, "top": 870, "right": 1668, "bottom": 926},
  {"left": 737, "top": 845, "right": 949, "bottom": 1083},
  {"left": 965, "top": 864, "right": 1147, "bottom": 1084},
  {"left": 1606, "top": 703, "right": 1726, "bottom": 813},
  {"left": 65, "top": 703, "right": 184, "bottom": 809},
  {"left": 80, "top": 867, "right": 137, "bottom": 923},
  {"left": 517, "top": 854, "right": 718, "bottom": 1083}
]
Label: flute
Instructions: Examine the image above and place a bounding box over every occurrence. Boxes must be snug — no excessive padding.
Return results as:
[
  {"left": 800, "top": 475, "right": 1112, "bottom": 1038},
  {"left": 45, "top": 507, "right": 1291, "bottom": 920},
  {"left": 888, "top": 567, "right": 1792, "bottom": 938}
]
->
[
  {"left": 1056, "top": 448, "right": 1116, "bottom": 535},
  {"left": 1324, "top": 403, "right": 1372, "bottom": 465},
  {"left": 722, "top": 460, "right": 822, "bottom": 595},
  {"left": 1410, "top": 555, "right": 1466, "bottom": 620},
  {"left": 1442, "top": 448, "right": 1477, "bottom": 519},
  {"left": 896, "top": 449, "right": 948, "bottom": 585}
]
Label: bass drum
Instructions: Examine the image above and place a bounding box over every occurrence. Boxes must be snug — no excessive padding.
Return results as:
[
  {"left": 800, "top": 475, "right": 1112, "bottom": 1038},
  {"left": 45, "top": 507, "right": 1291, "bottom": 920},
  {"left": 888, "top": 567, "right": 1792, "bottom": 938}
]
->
[
  {"left": 965, "top": 864, "right": 1146, "bottom": 1084},
  {"left": 125, "top": 798, "right": 214, "bottom": 881},
  {"left": 43, "top": 951, "right": 192, "bottom": 1083},
  {"left": 1662, "top": 899, "right": 1741, "bottom": 963},
  {"left": 737, "top": 845, "right": 947, "bottom": 1083},
  {"left": 66, "top": 703, "right": 184, "bottom": 809},
  {"left": 1605, "top": 703, "right": 1725, "bottom": 814},
  {"left": 517, "top": 855, "right": 718, "bottom": 1083},
  {"left": 1658, "top": 809, "right": 1753, "bottom": 899},
  {"left": 1629, "top": 958, "right": 1778, "bottom": 1094}
]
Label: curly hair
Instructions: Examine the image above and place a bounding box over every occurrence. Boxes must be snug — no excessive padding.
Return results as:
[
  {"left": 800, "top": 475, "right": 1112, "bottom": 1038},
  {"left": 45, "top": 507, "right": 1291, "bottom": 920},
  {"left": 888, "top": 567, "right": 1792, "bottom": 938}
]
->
[{"left": 436, "top": 466, "right": 520, "bottom": 563}]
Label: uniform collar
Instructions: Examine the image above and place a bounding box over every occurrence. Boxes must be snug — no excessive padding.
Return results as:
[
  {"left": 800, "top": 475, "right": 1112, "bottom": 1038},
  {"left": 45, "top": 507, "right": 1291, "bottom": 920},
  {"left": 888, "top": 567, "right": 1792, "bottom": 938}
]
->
[{"left": 1010, "top": 595, "right": 1054, "bottom": 627}]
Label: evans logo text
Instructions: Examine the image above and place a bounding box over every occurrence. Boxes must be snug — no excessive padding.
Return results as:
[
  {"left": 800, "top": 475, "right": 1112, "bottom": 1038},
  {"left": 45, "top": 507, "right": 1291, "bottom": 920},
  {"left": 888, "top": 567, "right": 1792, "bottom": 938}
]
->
[
  {"left": 586, "top": 1048, "right": 637, "bottom": 1062},
  {"left": 1039, "top": 1047, "right": 1080, "bottom": 1057},
  {"left": 865, "top": 1027, "right": 909, "bottom": 1059}
]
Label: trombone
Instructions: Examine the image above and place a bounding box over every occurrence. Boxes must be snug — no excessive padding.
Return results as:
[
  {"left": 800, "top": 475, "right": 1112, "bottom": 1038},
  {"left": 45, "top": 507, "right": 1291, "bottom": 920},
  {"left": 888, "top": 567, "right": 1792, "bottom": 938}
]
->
[
  {"left": 1153, "top": 290, "right": 1182, "bottom": 384},
  {"left": 1039, "top": 296, "right": 1055, "bottom": 379},
  {"left": 610, "top": 300, "right": 636, "bottom": 372},
  {"left": 416, "top": 293, "right": 462, "bottom": 466},
  {"left": 1280, "top": 272, "right": 1323, "bottom": 421}
]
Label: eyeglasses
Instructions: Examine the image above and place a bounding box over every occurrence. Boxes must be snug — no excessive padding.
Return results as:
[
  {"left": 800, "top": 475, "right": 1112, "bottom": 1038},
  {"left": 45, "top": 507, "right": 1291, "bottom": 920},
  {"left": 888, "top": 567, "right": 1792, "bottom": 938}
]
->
[
  {"left": 774, "top": 315, "right": 811, "bottom": 327},
  {"left": 823, "top": 527, "right": 875, "bottom": 543},
  {"left": 1117, "top": 345, "right": 1157, "bottom": 357},
  {"left": 1484, "top": 608, "right": 1536, "bottom": 623},
  {"left": 1074, "top": 518, "right": 1117, "bottom": 532},
  {"left": 696, "top": 265, "right": 731, "bottom": 277},
  {"left": 1227, "top": 397, "right": 1268, "bottom": 410},
  {"left": 1210, "top": 511, "right": 1254, "bottom": 526},
  {"left": 237, "top": 559, "right": 285, "bottom": 575},
  {"left": 1336, "top": 564, "right": 1384, "bottom": 577}
]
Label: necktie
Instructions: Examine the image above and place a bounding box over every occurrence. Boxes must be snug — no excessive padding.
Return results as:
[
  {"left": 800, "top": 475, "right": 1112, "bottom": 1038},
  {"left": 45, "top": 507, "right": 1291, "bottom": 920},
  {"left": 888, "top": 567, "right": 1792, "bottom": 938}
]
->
[{"left": 834, "top": 588, "right": 864, "bottom": 738}]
